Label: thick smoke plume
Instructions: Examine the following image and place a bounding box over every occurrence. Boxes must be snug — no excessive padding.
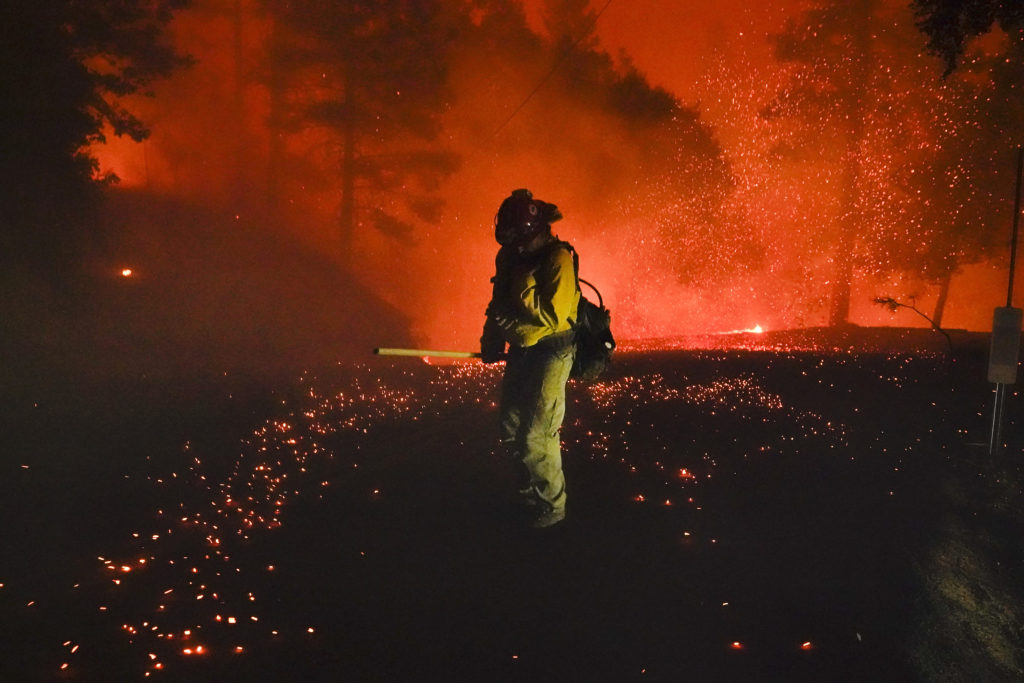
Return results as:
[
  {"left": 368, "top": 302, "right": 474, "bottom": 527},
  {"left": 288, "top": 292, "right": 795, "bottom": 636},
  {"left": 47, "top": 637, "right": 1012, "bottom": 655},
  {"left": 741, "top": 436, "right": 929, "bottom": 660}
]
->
[{"left": 86, "top": 0, "right": 1024, "bottom": 365}]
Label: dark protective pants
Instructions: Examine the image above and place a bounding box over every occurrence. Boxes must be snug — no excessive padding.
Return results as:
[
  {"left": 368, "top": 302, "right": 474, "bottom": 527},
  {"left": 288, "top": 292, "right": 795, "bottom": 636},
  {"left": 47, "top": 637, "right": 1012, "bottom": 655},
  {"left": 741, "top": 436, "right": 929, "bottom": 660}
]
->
[{"left": 499, "top": 332, "right": 575, "bottom": 514}]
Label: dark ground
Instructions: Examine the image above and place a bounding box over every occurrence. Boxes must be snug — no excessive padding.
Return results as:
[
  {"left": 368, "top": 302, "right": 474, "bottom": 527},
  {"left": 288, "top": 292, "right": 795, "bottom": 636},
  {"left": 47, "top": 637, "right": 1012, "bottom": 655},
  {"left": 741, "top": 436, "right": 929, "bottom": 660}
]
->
[{"left": 2, "top": 327, "right": 1024, "bottom": 682}]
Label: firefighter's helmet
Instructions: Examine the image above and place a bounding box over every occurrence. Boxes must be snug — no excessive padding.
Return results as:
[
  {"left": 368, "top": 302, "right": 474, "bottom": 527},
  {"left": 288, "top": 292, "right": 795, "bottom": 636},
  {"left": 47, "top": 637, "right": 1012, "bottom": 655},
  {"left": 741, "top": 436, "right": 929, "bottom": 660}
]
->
[{"left": 494, "top": 188, "right": 561, "bottom": 246}]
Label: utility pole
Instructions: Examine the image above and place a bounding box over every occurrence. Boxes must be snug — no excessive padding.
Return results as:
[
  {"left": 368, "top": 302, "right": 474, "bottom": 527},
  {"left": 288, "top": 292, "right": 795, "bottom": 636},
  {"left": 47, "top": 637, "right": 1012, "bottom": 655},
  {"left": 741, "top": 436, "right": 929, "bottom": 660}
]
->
[{"left": 988, "top": 146, "right": 1024, "bottom": 455}]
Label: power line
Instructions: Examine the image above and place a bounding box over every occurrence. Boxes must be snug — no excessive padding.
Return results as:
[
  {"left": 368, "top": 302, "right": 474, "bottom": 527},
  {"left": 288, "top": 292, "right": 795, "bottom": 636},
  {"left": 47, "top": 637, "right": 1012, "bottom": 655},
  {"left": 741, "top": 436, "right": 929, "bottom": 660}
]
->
[{"left": 491, "top": 0, "right": 616, "bottom": 138}]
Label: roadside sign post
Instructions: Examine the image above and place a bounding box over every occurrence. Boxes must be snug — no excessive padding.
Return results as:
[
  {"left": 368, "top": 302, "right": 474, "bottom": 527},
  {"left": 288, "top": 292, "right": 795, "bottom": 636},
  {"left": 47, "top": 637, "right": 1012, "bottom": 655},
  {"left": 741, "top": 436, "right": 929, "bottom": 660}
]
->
[
  {"left": 988, "top": 146, "right": 1024, "bottom": 455},
  {"left": 988, "top": 307, "right": 1022, "bottom": 454}
]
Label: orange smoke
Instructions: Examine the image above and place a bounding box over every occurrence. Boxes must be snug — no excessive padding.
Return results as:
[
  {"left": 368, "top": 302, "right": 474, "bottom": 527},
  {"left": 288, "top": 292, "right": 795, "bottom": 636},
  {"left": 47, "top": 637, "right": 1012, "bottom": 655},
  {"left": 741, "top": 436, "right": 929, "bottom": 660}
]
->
[{"left": 86, "top": 0, "right": 1013, "bottom": 358}]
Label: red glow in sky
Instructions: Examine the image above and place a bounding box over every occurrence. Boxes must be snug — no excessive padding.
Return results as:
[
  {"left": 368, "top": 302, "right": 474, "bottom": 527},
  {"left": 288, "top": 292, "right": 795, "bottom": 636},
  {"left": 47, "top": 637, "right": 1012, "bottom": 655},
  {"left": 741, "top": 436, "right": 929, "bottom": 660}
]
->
[
  {"left": 89, "top": 0, "right": 1017, "bottom": 351},
  {"left": 528, "top": 0, "right": 795, "bottom": 95}
]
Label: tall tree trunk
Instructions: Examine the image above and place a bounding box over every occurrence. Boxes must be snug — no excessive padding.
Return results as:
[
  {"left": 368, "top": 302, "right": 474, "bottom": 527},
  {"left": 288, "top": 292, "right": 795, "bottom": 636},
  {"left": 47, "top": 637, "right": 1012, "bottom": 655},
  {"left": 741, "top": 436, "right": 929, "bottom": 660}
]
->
[
  {"left": 828, "top": 2, "right": 871, "bottom": 327},
  {"left": 932, "top": 267, "right": 953, "bottom": 329},
  {"left": 829, "top": 146, "right": 859, "bottom": 326},
  {"left": 339, "top": 79, "right": 356, "bottom": 264}
]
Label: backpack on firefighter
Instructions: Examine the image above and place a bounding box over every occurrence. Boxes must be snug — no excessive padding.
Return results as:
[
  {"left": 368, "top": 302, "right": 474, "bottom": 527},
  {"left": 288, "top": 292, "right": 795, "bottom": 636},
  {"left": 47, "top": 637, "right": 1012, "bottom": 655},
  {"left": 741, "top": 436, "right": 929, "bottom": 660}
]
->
[{"left": 551, "top": 241, "right": 615, "bottom": 381}]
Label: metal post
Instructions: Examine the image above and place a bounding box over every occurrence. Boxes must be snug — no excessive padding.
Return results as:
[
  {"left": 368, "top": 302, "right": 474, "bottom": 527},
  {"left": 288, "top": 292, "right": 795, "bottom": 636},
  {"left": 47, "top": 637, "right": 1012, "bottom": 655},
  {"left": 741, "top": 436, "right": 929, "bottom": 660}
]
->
[
  {"left": 990, "top": 382, "right": 1008, "bottom": 455},
  {"left": 988, "top": 146, "right": 1024, "bottom": 455},
  {"left": 1007, "top": 146, "right": 1024, "bottom": 309}
]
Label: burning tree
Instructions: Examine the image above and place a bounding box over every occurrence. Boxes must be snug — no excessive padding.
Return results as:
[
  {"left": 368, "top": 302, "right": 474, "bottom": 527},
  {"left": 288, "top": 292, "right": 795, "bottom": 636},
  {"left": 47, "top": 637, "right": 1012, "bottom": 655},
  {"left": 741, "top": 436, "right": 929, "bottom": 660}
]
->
[
  {"left": 759, "top": 0, "right": 989, "bottom": 328},
  {"left": 0, "top": 0, "right": 188, "bottom": 276},
  {"left": 893, "top": 85, "right": 1012, "bottom": 327},
  {"left": 760, "top": 0, "right": 1018, "bottom": 329},
  {"left": 260, "top": 0, "right": 460, "bottom": 259},
  {"left": 762, "top": 0, "right": 892, "bottom": 327},
  {"left": 892, "top": 2, "right": 1024, "bottom": 325}
]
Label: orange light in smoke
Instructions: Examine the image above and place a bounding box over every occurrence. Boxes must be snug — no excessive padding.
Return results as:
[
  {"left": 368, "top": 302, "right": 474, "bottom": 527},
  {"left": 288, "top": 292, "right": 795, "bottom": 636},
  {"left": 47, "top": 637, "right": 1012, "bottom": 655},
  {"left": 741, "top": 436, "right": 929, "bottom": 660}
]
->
[{"left": 121, "top": 268, "right": 134, "bottom": 278}]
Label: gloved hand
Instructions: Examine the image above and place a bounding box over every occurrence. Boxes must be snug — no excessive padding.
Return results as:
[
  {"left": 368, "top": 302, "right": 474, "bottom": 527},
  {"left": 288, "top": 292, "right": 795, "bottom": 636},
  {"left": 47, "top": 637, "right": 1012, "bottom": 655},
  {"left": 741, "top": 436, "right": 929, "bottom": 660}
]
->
[
  {"left": 480, "top": 322, "right": 506, "bottom": 363},
  {"left": 480, "top": 341, "right": 505, "bottom": 363},
  {"left": 491, "top": 314, "right": 516, "bottom": 332}
]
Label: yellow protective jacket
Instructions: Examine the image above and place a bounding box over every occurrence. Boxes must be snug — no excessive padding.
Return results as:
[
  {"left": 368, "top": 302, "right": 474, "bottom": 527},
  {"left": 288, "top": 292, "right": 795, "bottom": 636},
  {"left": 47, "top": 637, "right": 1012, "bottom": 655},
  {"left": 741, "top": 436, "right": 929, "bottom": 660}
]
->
[{"left": 483, "top": 238, "right": 580, "bottom": 349}]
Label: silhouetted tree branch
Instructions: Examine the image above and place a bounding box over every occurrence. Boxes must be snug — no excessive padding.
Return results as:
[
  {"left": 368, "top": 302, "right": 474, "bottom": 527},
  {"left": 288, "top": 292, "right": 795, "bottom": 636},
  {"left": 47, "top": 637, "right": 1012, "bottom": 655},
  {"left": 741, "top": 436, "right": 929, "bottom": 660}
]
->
[
  {"left": 1, "top": 0, "right": 189, "bottom": 277},
  {"left": 912, "top": 0, "right": 1024, "bottom": 75},
  {"left": 873, "top": 296, "right": 954, "bottom": 352}
]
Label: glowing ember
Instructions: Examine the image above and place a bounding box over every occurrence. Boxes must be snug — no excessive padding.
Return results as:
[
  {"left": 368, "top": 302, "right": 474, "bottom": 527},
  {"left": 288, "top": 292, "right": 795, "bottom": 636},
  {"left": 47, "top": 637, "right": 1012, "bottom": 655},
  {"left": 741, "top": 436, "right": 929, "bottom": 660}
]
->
[
  {"left": 45, "top": 348, "right": 952, "bottom": 677},
  {"left": 121, "top": 268, "right": 134, "bottom": 278}
]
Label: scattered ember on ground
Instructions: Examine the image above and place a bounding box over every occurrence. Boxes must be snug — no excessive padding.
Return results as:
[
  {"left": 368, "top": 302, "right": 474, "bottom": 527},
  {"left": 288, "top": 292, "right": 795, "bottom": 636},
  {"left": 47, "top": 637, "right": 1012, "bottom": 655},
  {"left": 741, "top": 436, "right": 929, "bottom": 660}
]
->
[{"left": 3, "top": 342, "right": 1010, "bottom": 680}]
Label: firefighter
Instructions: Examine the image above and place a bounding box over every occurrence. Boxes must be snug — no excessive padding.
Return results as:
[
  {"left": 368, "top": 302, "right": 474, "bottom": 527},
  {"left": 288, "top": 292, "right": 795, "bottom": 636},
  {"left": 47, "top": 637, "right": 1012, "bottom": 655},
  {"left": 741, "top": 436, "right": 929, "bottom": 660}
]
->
[{"left": 481, "top": 188, "right": 580, "bottom": 528}]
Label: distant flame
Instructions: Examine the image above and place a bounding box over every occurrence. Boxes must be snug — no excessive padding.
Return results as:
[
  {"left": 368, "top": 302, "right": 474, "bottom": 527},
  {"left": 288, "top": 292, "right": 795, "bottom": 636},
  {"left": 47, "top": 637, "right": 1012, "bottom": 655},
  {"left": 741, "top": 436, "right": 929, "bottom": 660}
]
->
[
  {"left": 121, "top": 268, "right": 134, "bottom": 278},
  {"left": 717, "top": 324, "right": 765, "bottom": 335}
]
